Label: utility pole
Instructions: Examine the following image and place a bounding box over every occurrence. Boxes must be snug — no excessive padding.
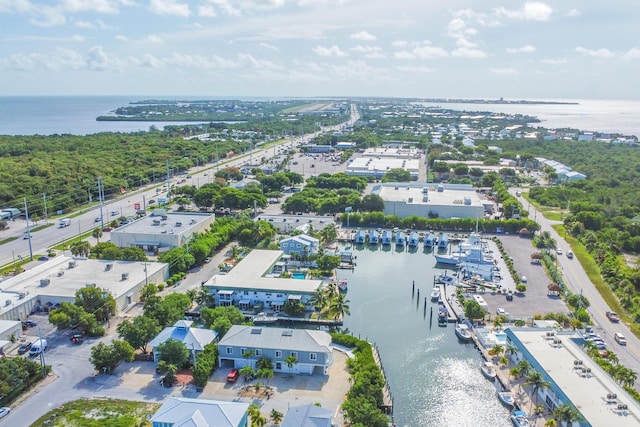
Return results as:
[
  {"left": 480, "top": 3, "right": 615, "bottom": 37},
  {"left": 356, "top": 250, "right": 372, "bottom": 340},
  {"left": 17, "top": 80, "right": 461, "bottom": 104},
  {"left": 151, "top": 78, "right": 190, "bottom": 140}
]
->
[
  {"left": 98, "top": 178, "right": 105, "bottom": 228},
  {"left": 24, "top": 197, "right": 33, "bottom": 261},
  {"left": 42, "top": 192, "right": 48, "bottom": 224},
  {"left": 166, "top": 160, "right": 171, "bottom": 201}
]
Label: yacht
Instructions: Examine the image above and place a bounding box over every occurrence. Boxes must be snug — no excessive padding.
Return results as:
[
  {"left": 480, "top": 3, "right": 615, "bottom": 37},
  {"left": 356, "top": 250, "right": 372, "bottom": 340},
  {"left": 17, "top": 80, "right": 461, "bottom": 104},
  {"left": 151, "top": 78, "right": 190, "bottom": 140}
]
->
[
  {"left": 481, "top": 361, "right": 497, "bottom": 381},
  {"left": 497, "top": 390, "right": 515, "bottom": 409},
  {"left": 430, "top": 286, "right": 441, "bottom": 302},
  {"left": 454, "top": 323, "right": 473, "bottom": 342}
]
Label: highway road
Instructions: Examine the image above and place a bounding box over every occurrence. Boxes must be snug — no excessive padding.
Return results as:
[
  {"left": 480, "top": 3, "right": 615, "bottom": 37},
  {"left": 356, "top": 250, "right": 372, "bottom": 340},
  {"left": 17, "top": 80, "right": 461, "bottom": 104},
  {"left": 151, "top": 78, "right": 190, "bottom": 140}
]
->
[
  {"left": 515, "top": 191, "right": 640, "bottom": 387},
  {"left": 0, "top": 104, "right": 359, "bottom": 268}
]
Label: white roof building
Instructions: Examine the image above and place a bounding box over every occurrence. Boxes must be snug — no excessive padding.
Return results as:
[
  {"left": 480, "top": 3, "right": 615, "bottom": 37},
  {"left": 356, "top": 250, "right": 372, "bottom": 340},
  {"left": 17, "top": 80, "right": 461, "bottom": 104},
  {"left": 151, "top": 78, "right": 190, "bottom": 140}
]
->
[
  {"left": 506, "top": 327, "right": 640, "bottom": 427},
  {"left": 371, "top": 182, "right": 484, "bottom": 219},
  {"left": 150, "top": 397, "right": 249, "bottom": 427},
  {"left": 110, "top": 211, "right": 215, "bottom": 252},
  {"left": 0, "top": 256, "right": 168, "bottom": 319}
]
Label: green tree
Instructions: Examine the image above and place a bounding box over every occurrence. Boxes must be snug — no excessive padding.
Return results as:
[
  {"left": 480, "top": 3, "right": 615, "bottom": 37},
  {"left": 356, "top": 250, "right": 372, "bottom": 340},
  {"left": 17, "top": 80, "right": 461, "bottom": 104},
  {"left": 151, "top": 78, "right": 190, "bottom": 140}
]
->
[
  {"left": 89, "top": 340, "right": 134, "bottom": 374},
  {"left": 70, "top": 240, "right": 91, "bottom": 257},
  {"left": 284, "top": 354, "right": 298, "bottom": 377},
  {"left": 382, "top": 168, "right": 411, "bottom": 182},
  {"left": 524, "top": 370, "right": 551, "bottom": 408},
  {"left": 92, "top": 227, "right": 103, "bottom": 243},
  {"left": 116, "top": 315, "right": 160, "bottom": 354},
  {"left": 328, "top": 292, "right": 351, "bottom": 319},
  {"left": 360, "top": 194, "right": 385, "bottom": 211},
  {"left": 342, "top": 395, "right": 389, "bottom": 427},
  {"left": 552, "top": 404, "right": 584, "bottom": 425},
  {"left": 463, "top": 299, "right": 487, "bottom": 321},
  {"left": 144, "top": 293, "right": 191, "bottom": 328},
  {"left": 316, "top": 254, "right": 340, "bottom": 274},
  {"left": 270, "top": 409, "right": 283, "bottom": 425},
  {"left": 75, "top": 287, "right": 116, "bottom": 323},
  {"left": 157, "top": 338, "right": 190, "bottom": 367}
]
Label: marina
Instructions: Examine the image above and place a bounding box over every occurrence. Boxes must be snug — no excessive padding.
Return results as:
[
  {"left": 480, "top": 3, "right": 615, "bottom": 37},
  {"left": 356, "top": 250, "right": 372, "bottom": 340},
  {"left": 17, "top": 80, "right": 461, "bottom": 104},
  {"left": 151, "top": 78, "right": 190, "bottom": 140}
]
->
[{"left": 335, "top": 236, "right": 530, "bottom": 426}]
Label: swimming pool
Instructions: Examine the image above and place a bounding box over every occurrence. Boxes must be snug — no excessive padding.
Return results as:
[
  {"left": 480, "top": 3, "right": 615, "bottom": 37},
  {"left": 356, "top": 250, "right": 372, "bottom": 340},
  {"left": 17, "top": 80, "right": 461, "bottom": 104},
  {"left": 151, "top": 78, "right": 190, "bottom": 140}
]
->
[{"left": 292, "top": 272, "right": 306, "bottom": 279}]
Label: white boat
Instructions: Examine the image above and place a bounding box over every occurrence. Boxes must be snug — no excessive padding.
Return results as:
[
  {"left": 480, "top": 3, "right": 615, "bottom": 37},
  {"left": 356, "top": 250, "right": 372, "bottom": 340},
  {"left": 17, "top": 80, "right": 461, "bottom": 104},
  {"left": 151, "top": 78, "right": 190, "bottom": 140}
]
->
[
  {"left": 510, "top": 410, "right": 530, "bottom": 427},
  {"left": 338, "top": 280, "right": 348, "bottom": 292},
  {"left": 253, "top": 313, "right": 278, "bottom": 325},
  {"left": 430, "top": 286, "right": 441, "bottom": 302},
  {"left": 454, "top": 323, "right": 473, "bottom": 342},
  {"left": 497, "top": 390, "right": 515, "bottom": 409},
  {"left": 481, "top": 361, "right": 497, "bottom": 381}
]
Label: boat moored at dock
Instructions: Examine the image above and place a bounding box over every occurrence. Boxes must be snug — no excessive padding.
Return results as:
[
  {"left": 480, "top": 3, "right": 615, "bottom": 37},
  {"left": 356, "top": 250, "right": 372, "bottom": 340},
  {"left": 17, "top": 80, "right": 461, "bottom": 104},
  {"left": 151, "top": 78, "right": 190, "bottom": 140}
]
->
[
  {"left": 510, "top": 410, "right": 531, "bottom": 427},
  {"left": 454, "top": 323, "right": 473, "bottom": 342},
  {"left": 430, "top": 286, "right": 441, "bottom": 302},
  {"left": 497, "top": 390, "right": 515, "bottom": 409},
  {"left": 481, "top": 361, "right": 497, "bottom": 381}
]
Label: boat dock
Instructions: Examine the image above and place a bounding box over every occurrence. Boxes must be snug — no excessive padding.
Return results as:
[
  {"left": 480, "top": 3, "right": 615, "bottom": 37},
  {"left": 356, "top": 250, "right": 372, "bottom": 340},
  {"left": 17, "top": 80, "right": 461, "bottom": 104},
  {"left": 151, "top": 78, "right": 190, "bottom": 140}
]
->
[
  {"left": 438, "top": 284, "right": 459, "bottom": 323},
  {"left": 371, "top": 343, "right": 394, "bottom": 415}
]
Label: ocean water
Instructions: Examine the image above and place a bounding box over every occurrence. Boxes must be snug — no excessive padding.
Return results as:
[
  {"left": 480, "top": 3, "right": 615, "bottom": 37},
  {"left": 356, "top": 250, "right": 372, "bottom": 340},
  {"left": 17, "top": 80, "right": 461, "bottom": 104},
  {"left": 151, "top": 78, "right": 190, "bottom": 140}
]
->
[
  {"left": 1, "top": 96, "right": 639, "bottom": 137},
  {"left": 337, "top": 245, "right": 513, "bottom": 427}
]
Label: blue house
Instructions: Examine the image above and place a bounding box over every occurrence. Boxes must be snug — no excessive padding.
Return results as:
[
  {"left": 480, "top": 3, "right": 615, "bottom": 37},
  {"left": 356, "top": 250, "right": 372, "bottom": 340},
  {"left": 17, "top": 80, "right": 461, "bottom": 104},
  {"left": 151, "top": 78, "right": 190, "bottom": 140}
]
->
[
  {"left": 279, "top": 234, "right": 320, "bottom": 257},
  {"left": 150, "top": 397, "right": 249, "bottom": 427},
  {"left": 218, "top": 325, "right": 333, "bottom": 375}
]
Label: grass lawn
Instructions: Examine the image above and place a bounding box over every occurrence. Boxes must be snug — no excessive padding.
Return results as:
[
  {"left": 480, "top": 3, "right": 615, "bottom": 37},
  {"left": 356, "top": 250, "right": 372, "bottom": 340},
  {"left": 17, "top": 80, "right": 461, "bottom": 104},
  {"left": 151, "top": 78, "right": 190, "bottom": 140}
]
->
[{"left": 30, "top": 398, "right": 160, "bottom": 427}]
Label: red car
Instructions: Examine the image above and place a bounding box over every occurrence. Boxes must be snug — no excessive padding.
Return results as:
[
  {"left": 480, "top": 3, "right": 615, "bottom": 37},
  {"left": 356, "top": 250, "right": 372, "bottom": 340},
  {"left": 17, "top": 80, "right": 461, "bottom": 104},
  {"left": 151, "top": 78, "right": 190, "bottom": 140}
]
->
[{"left": 226, "top": 369, "right": 239, "bottom": 383}]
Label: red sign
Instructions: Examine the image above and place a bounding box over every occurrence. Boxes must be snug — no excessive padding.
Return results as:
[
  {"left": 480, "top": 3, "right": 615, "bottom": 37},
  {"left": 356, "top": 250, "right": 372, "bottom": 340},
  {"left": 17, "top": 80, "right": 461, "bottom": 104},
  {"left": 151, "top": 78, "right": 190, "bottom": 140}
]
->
[{"left": 134, "top": 203, "right": 141, "bottom": 210}]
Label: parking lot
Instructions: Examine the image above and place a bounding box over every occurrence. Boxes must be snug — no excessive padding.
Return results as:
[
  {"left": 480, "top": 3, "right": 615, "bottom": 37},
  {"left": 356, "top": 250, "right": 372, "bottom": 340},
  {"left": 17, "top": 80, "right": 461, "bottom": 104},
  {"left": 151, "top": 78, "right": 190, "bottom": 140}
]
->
[{"left": 478, "top": 234, "right": 569, "bottom": 321}]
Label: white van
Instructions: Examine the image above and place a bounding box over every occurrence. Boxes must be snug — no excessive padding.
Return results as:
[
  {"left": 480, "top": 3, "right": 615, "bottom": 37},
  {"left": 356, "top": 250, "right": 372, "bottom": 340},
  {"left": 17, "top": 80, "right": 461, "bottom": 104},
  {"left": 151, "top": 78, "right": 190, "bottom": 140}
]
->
[
  {"left": 614, "top": 333, "right": 627, "bottom": 345},
  {"left": 29, "top": 338, "right": 48, "bottom": 356}
]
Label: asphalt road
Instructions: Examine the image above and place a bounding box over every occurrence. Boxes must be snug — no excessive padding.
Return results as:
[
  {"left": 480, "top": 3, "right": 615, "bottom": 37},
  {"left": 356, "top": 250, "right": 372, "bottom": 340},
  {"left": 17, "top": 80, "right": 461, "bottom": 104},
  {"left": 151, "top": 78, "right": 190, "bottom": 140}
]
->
[{"left": 513, "top": 190, "right": 640, "bottom": 388}]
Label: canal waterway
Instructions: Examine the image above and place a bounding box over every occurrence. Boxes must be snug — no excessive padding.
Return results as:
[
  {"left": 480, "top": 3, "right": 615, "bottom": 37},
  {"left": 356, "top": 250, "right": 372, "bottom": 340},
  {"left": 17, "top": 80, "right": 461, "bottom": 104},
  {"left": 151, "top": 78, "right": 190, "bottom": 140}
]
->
[{"left": 336, "top": 243, "right": 513, "bottom": 427}]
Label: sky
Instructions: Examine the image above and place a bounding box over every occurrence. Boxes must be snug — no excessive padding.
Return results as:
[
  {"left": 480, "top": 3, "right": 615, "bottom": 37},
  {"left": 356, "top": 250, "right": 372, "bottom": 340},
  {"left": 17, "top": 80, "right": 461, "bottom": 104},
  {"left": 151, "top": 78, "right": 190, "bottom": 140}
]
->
[{"left": 1, "top": 0, "right": 639, "bottom": 100}]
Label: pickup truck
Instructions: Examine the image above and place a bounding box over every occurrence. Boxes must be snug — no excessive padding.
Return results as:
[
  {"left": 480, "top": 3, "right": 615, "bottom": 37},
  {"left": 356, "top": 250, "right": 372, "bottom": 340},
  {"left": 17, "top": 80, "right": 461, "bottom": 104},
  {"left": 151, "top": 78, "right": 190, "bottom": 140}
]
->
[{"left": 606, "top": 311, "right": 620, "bottom": 322}]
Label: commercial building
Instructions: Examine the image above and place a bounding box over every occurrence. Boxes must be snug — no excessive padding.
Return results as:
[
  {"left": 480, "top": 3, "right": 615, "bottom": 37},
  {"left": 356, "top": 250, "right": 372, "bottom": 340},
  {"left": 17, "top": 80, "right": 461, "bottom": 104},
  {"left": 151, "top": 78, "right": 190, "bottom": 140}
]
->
[
  {"left": 371, "top": 182, "right": 485, "bottom": 219},
  {"left": 506, "top": 327, "right": 640, "bottom": 426},
  {"left": 110, "top": 211, "right": 215, "bottom": 253},
  {"left": 346, "top": 146, "right": 422, "bottom": 179},
  {"left": 0, "top": 256, "right": 168, "bottom": 320},
  {"left": 204, "top": 250, "right": 322, "bottom": 313}
]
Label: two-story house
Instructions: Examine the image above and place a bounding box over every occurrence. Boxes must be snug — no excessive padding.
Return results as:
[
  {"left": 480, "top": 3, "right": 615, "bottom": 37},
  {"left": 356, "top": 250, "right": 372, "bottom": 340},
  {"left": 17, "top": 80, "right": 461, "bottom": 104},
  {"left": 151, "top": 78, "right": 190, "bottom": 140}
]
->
[
  {"left": 218, "top": 325, "right": 333, "bottom": 375},
  {"left": 278, "top": 234, "right": 320, "bottom": 257},
  {"left": 150, "top": 396, "right": 249, "bottom": 427},
  {"left": 148, "top": 320, "right": 218, "bottom": 364}
]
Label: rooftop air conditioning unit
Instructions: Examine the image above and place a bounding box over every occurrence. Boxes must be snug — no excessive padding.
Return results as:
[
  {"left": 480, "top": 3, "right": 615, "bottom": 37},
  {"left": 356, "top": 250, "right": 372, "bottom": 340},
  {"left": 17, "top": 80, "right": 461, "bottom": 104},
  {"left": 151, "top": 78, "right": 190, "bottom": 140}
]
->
[
  {"left": 105, "top": 263, "right": 113, "bottom": 271},
  {"left": 121, "top": 273, "right": 129, "bottom": 280},
  {"left": 175, "top": 222, "right": 182, "bottom": 227},
  {"left": 68, "top": 261, "right": 76, "bottom": 269},
  {"left": 5, "top": 300, "right": 10, "bottom": 306}
]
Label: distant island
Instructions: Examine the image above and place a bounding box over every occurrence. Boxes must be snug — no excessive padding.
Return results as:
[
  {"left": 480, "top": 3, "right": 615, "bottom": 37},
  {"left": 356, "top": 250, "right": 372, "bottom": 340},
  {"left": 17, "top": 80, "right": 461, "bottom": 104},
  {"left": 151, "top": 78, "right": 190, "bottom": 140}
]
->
[{"left": 418, "top": 98, "right": 579, "bottom": 105}]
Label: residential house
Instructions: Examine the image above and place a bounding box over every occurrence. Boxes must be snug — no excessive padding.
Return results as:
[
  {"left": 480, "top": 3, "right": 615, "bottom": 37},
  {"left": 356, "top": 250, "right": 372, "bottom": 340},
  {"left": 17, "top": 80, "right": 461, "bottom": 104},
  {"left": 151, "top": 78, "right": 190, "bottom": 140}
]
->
[
  {"left": 281, "top": 404, "right": 336, "bottom": 427},
  {"left": 148, "top": 320, "right": 218, "bottom": 364},
  {"left": 279, "top": 234, "right": 320, "bottom": 257},
  {"left": 218, "top": 325, "right": 333, "bottom": 375},
  {"left": 150, "top": 396, "right": 249, "bottom": 427}
]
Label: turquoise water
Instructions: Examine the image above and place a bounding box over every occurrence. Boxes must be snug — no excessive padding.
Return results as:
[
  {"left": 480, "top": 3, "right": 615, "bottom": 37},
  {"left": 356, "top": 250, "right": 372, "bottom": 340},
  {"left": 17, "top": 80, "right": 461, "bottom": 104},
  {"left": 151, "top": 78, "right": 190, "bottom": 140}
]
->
[
  {"left": 336, "top": 244, "right": 513, "bottom": 426},
  {"left": 292, "top": 272, "right": 306, "bottom": 279}
]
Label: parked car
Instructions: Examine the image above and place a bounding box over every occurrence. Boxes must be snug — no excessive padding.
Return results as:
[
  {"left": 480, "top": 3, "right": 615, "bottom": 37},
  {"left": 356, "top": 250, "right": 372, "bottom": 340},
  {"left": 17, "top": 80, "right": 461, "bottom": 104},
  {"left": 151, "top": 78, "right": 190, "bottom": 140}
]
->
[
  {"left": 0, "top": 407, "right": 10, "bottom": 419},
  {"left": 22, "top": 320, "right": 37, "bottom": 329},
  {"left": 496, "top": 308, "right": 507, "bottom": 316},
  {"left": 18, "top": 341, "right": 32, "bottom": 355},
  {"left": 556, "top": 248, "right": 563, "bottom": 255},
  {"left": 70, "top": 334, "right": 83, "bottom": 344},
  {"left": 226, "top": 369, "right": 240, "bottom": 383}
]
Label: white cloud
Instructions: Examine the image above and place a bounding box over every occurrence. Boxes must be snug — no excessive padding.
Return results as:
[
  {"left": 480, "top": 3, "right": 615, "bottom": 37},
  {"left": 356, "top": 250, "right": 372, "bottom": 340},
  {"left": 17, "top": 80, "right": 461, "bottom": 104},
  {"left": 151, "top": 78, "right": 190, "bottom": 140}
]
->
[
  {"left": 413, "top": 43, "right": 449, "bottom": 59},
  {"left": 313, "top": 45, "right": 347, "bottom": 58},
  {"left": 198, "top": 5, "right": 216, "bottom": 17},
  {"left": 575, "top": 46, "right": 614, "bottom": 58},
  {"left": 566, "top": 9, "right": 580, "bottom": 17},
  {"left": 506, "top": 45, "right": 536, "bottom": 54},
  {"left": 149, "top": 0, "right": 190, "bottom": 17},
  {"left": 62, "top": 0, "right": 121, "bottom": 14},
  {"left": 75, "top": 20, "right": 94, "bottom": 28},
  {"left": 0, "top": 0, "right": 33, "bottom": 14},
  {"left": 394, "top": 51, "right": 415, "bottom": 60},
  {"left": 395, "top": 65, "right": 434, "bottom": 73},
  {"left": 350, "top": 30, "right": 376, "bottom": 41},
  {"left": 542, "top": 58, "right": 567, "bottom": 64},
  {"left": 144, "top": 34, "right": 164, "bottom": 44},
  {"left": 391, "top": 40, "right": 408, "bottom": 48},
  {"left": 86, "top": 45, "right": 109, "bottom": 70},
  {"left": 115, "top": 34, "right": 128, "bottom": 42},
  {"left": 205, "top": 0, "right": 241, "bottom": 17},
  {"left": 259, "top": 42, "right": 278, "bottom": 51},
  {"left": 350, "top": 45, "right": 379, "bottom": 53},
  {"left": 451, "top": 47, "right": 486, "bottom": 59},
  {"left": 623, "top": 48, "right": 640, "bottom": 60},
  {"left": 494, "top": 2, "right": 553, "bottom": 22},
  {"left": 490, "top": 68, "right": 518, "bottom": 74},
  {"left": 29, "top": 6, "right": 66, "bottom": 27}
]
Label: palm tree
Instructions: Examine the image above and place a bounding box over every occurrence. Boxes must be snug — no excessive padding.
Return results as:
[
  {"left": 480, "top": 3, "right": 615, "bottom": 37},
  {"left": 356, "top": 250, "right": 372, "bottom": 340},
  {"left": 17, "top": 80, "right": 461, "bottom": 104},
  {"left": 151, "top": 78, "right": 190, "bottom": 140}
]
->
[
  {"left": 328, "top": 292, "right": 350, "bottom": 320},
  {"left": 195, "top": 286, "right": 214, "bottom": 307},
  {"left": 230, "top": 244, "right": 240, "bottom": 259},
  {"left": 552, "top": 404, "right": 584, "bottom": 426},
  {"left": 544, "top": 418, "right": 557, "bottom": 427},
  {"left": 270, "top": 409, "right": 284, "bottom": 425},
  {"left": 248, "top": 403, "right": 266, "bottom": 427},
  {"left": 524, "top": 370, "right": 551, "bottom": 410},
  {"left": 257, "top": 368, "right": 274, "bottom": 387},
  {"left": 505, "top": 345, "right": 518, "bottom": 362},
  {"left": 92, "top": 227, "right": 103, "bottom": 243},
  {"left": 284, "top": 354, "right": 298, "bottom": 377},
  {"left": 70, "top": 240, "right": 91, "bottom": 257},
  {"left": 516, "top": 360, "right": 531, "bottom": 378},
  {"left": 308, "top": 285, "right": 327, "bottom": 316},
  {"left": 319, "top": 224, "right": 337, "bottom": 244},
  {"left": 489, "top": 344, "right": 504, "bottom": 360},
  {"left": 185, "top": 289, "right": 197, "bottom": 304}
]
